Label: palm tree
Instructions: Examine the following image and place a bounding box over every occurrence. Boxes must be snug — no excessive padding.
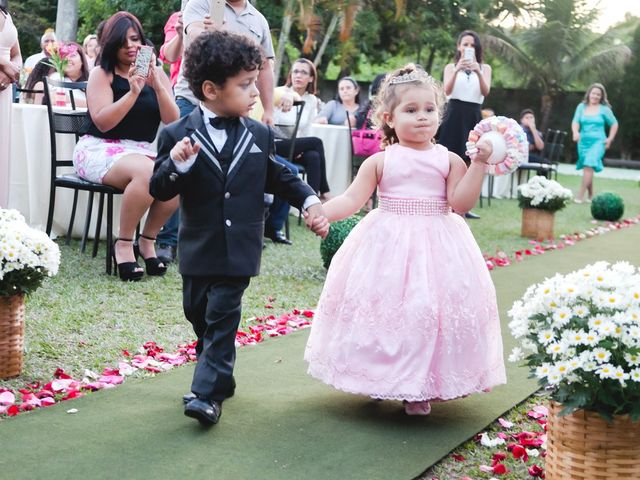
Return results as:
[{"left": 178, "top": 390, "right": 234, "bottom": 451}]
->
[{"left": 483, "top": 0, "right": 631, "bottom": 129}]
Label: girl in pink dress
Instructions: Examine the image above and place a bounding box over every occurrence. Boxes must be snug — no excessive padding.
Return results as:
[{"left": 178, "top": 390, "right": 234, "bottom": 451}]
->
[{"left": 304, "top": 64, "right": 506, "bottom": 416}]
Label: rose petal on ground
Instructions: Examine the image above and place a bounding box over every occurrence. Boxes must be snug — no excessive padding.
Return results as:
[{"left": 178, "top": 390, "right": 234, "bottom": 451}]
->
[
  {"left": 0, "top": 391, "right": 15, "bottom": 406},
  {"left": 498, "top": 417, "right": 514, "bottom": 428}
]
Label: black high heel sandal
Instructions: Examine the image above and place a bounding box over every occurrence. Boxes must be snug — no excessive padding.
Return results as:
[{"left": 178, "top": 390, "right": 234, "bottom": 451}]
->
[
  {"left": 112, "top": 238, "right": 144, "bottom": 282},
  {"left": 135, "top": 234, "right": 168, "bottom": 276}
]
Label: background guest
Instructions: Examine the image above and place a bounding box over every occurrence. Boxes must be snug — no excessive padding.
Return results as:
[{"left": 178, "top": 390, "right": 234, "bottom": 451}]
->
[
  {"left": 0, "top": 0, "right": 22, "bottom": 207},
  {"left": 20, "top": 58, "right": 52, "bottom": 104},
  {"left": 315, "top": 76, "right": 360, "bottom": 126},
  {"left": 158, "top": 11, "right": 183, "bottom": 88},
  {"left": 274, "top": 58, "right": 331, "bottom": 199},
  {"left": 571, "top": 82, "right": 618, "bottom": 203},
  {"left": 72, "top": 11, "right": 179, "bottom": 281},
  {"left": 520, "top": 108, "right": 545, "bottom": 163},
  {"left": 24, "top": 28, "right": 55, "bottom": 70},
  {"left": 82, "top": 34, "right": 98, "bottom": 69},
  {"left": 438, "top": 29, "right": 491, "bottom": 219}
]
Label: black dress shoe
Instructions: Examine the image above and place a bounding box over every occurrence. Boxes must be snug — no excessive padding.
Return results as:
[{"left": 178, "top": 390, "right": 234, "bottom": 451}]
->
[
  {"left": 184, "top": 398, "right": 221, "bottom": 426},
  {"left": 264, "top": 227, "right": 292, "bottom": 245},
  {"left": 464, "top": 211, "right": 481, "bottom": 219},
  {"left": 183, "top": 377, "right": 236, "bottom": 404},
  {"left": 156, "top": 244, "right": 176, "bottom": 264}
]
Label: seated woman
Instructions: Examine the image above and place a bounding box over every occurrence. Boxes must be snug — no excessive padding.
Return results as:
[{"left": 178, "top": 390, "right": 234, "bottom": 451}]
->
[
  {"left": 273, "top": 58, "right": 331, "bottom": 199},
  {"left": 21, "top": 42, "right": 90, "bottom": 106},
  {"left": 315, "top": 76, "right": 360, "bottom": 126},
  {"left": 73, "top": 11, "right": 179, "bottom": 281},
  {"left": 83, "top": 34, "right": 98, "bottom": 70},
  {"left": 20, "top": 59, "right": 53, "bottom": 104}
]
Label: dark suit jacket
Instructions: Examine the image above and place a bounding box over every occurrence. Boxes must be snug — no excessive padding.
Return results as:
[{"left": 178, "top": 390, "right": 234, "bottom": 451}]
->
[{"left": 150, "top": 108, "right": 315, "bottom": 277}]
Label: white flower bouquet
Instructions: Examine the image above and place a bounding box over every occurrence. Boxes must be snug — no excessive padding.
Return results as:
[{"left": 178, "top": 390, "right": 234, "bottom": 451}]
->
[
  {"left": 0, "top": 209, "right": 60, "bottom": 296},
  {"left": 517, "top": 175, "right": 573, "bottom": 213},
  {"left": 508, "top": 261, "right": 640, "bottom": 420}
]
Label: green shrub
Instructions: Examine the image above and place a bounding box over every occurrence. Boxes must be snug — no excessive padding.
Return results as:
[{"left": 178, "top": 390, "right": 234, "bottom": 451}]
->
[
  {"left": 320, "top": 216, "right": 362, "bottom": 269},
  {"left": 591, "top": 192, "right": 625, "bottom": 221}
]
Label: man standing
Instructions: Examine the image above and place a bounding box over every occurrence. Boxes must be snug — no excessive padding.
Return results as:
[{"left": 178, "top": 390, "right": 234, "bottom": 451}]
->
[
  {"left": 24, "top": 28, "right": 56, "bottom": 70},
  {"left": 156, "top": 0, "right": 276, "bottom": 264}
]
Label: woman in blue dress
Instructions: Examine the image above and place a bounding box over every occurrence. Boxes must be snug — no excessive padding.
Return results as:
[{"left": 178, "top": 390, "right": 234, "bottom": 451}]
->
[{"left": 571, "top": 83, "right": 618, "bottom": 203}]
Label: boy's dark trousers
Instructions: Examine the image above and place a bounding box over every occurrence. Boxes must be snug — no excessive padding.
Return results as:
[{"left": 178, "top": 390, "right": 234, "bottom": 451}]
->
[{"left": 183, "top": 274, "right": 250, "bottom": 404}]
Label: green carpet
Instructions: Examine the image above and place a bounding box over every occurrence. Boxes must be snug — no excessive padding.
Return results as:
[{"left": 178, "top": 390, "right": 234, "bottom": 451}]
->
[{"left": 1, "top": 227, "right": 638, "bottom": 480}]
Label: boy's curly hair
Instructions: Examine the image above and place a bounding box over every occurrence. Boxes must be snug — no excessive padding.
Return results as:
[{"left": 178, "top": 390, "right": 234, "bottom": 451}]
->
[
  {"left": 372, "top": 63, "right": 444, "bottom": 148},
  {"left": 183, "top": 30, "right": 264, "bottom": 101}
]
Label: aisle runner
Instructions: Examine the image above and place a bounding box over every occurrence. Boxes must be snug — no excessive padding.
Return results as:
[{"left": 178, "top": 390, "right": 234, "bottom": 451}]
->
[{"left": 0, "top": 227, "right": 638, "bottom": 480}]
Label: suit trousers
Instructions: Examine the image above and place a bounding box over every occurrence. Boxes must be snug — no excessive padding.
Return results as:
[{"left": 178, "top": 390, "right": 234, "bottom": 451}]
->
[{"left": 182, "top": 274, "right": 250, "bottom": 403}]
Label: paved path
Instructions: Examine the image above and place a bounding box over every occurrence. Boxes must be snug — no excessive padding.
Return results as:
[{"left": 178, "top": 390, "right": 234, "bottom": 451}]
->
[{"left": 558, "top": 163, "right": 640, "bottom": 181}]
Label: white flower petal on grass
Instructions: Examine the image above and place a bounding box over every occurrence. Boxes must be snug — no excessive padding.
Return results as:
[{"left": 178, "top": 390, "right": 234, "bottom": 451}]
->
[{"left": 480, "top": 432, "right": 506, "bottom": 447}]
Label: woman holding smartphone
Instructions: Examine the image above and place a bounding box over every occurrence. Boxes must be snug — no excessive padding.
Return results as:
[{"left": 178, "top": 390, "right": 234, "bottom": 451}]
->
[
  {"left": 438, "top": 29, "right": 491, "bottom": 218},
  {"left": 73, "top": 11, "right": 179, "bottom": 281}
]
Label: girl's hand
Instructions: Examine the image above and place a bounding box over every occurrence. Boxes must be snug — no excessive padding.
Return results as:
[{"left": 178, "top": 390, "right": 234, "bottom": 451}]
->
[
  {"left": 147, "top": 57, "right": 163, "bottom": 91},
  {"left": 127, "top": 64, "right": 145, "bottom": 96},
  {"left": 572, "top": 132, "right": 580, "bottom": 142},
  {"left": 605, "top": 138, "right": 612, "bottom": 149},
  {"left": 0, "top": 71, "right": 11, "bottom": 91},
  {"left": 468, "top": 61, "right": 481, "bottom": 73},
  {"left": 455, "top": 59, "right": 469, "bottom": 72},
  {"left": 171, "top": 137, "right": 200, "bottom": 162},
  {"left": 473, "top": 139, "right": 493, "bottom": 165}
]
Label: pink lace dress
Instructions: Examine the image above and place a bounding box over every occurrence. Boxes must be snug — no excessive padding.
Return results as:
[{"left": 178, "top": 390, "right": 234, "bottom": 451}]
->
[{"left": 305, "top": 143, "right": 506, "bottom": 402}]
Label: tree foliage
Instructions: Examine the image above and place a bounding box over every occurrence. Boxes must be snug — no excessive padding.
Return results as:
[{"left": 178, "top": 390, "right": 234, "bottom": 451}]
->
[{"left": 9, "top": 0, "right": 56, "bottom": 58}]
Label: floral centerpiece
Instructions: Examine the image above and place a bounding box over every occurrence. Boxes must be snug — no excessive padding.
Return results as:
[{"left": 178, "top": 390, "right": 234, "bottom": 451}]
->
[
  {"left": 517, "top": 175, "right": 573, "bottom": 212},
  {"left": 508, "top": 261, "right": 640, "bottom": 420},
  {"left": 44, "top": 41, "right": 78, "bottom": 78},
  {"left": 517, "top": 176, "right": 572, "bottom": 240},
  {"left": 0, "top": 208, "right": 60, "bottom": 297}
]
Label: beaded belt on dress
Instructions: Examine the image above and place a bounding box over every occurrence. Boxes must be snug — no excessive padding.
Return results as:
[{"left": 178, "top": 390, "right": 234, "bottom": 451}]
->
[{"left": 378, "top": 196, "right": 451, "bottom": 216}]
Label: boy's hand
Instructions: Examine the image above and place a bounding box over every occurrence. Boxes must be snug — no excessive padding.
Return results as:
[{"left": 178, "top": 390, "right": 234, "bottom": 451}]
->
[
  {"left": 304, "top": 204, "right": 330, "bottom": 239},
  {"left": 171, "top": 137, "right": 200, "bottom": 162}
]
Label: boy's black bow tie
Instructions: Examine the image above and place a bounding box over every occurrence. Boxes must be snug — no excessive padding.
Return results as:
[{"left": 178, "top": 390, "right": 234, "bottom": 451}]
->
[{"left": 209, "top": 116, "right": 238, "bottom": 131}]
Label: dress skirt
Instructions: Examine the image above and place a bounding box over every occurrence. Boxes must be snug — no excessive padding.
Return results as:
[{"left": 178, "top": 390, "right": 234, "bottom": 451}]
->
[{"left": 437, "top": 99, "right": 482, "bottom": 163}]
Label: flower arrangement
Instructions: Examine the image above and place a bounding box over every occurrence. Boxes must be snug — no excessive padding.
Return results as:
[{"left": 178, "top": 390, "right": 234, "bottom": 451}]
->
[
  {"left": 0, "top": 209, "right": 60, "bottom": 296},
  {"left": 44, "top": 42, "right": 78, "bottom": 78},
  {"left": 508, "top": 261, "right": 640, "bottom": 420},
  {"left": 517, "top": 175, "right": 573, "bottom": 213}
]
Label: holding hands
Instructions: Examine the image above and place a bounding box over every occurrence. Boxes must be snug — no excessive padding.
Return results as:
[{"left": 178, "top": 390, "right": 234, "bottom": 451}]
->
[{"left": 304, "top": 204, "right": 330, "bottom": 239}]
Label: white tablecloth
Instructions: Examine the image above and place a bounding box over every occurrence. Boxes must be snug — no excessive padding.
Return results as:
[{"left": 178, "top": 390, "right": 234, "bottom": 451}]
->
[
  {"left": 8, "top": 103, "right": 122, "bottom": 238},
  {"left": 308, "top": 123, "right": 352, "bottom": 195}
]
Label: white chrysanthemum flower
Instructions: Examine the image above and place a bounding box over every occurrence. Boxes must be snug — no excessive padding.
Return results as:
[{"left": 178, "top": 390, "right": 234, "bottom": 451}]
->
[
  {"left": 583, "top": 330, "right": 600, "bottom": 347},
  {"left": 567, "top": 357, "right": 583, "bottom": 370},
  {"left": 592, "top": 348, "right": 611, "bottom": 363},
  {"left": 624, "top": 353, "right": 640, "bottom": 367},
  {"left": 612, "top": 366, "right": 629, "bottom": 384},
  {"left": 535, "top": 363, "right": 552, "bottom": 379},
  {"left": 630, "top": 368, "right": 640, "bottom": 382},
  {"left": 546, "top": 341, "right": 567, "bottom": 358},
  {"left": 538, "top": 329, "right": 556, "bottom": 345},
  {"left": 596, "top": 363, "right": 616, "bottom": 379},
  {"left": 564, "top": 329, "right": 585, "bottom": 346},
  {"left": 553, "top": 307, "right": 573, "bottom": 326},
  {"left": 508, "top": 347, "right": 524, "bottom": 363},
  {"left": 573, "top": 304, "right": 590, "bottom": 318}
]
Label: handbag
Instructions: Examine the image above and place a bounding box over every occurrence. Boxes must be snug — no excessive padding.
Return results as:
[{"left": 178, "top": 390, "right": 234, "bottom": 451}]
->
[{"left": 351, "top": 110, "right": 382, "bottom": 157}]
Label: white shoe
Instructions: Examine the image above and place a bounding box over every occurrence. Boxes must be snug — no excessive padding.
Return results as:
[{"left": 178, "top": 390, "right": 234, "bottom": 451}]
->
[
  {"left": 404, "top": 401, "right": 432, "bottom": 416},
  {"left": 574, "top": 199, "right": 583, "bottom": 204}
]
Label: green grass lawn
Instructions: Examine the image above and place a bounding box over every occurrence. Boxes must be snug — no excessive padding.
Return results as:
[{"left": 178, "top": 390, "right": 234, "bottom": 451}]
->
[{"left": 2, "top": 173, "right": 638, "bottom": 392}]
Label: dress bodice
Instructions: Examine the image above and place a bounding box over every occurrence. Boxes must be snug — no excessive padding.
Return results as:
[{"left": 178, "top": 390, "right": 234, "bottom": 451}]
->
[
  {"left": 378, "top": 143, "right": 449, "bottom": 200},
  {"left": 0, "top": 12, "right": 18, "bottom": 55}
]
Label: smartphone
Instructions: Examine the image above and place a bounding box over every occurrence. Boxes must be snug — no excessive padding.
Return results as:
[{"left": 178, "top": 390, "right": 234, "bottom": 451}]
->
[
  {"left": 463, "top": 47, "right": 475, "bottom": 62},
  {"left": 134, "top": 45, "right": 153, "bottom": 77},
  {"left": 209, "top": 0, "right": 225, "bottom": 28}
]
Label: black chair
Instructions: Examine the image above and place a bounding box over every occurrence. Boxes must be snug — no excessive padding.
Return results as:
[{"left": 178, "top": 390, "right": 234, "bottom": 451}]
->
[
  {"left": 515, "top": 129, "right": 566, "bottom": 187},
  {"left": 43, "top": 77, "right": 122, "bottom": 275},
  {"left": 274, "top": 100, "right": 306, "bottom": 230},
  {"left": 14, "top": 87, "right": 44, "bottom": 104}
]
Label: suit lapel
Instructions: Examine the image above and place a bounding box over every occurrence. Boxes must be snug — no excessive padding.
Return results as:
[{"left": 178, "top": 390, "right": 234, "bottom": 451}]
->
[
  {"left": 186, "top": 109, "right": 225, "bottom": 183},
  {"left": 226, "top": 117, "right": 256, "bottom": 185}
]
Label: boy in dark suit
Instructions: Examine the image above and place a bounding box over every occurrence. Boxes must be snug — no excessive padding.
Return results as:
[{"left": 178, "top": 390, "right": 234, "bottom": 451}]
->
[{"left": 150, "top": 31, "right": 328, "bottom": 426}]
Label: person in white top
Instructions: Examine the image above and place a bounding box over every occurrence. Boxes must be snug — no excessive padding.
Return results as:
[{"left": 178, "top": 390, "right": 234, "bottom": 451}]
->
[
  {"left": 438, "top": 30, "right": 492, "bottom": 219},
  {"left": 24, "top": 29, "right": 56, "bottom": 70}
]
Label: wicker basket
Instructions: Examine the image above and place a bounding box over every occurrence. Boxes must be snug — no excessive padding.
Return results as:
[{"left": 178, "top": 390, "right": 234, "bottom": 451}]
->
[
  {"left": 0, "top": 294, "right": 25, "bottom": 379},
  {"left": 521, "top": 208, "right": 554, "bottom": 241},
  {"left": 546, "top": 401, "right": 640, "bottom": 479}
]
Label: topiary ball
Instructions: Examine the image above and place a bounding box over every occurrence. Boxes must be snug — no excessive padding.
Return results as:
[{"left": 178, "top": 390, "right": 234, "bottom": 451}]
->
[
  {"left": 320, "top": 216, "right": 362, "bottom": 269},
  {"left": 591, "top": 192, "right": 625, "bottom": 222}
]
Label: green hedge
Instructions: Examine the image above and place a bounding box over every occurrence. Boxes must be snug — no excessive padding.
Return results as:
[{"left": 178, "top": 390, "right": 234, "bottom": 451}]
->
[
  {"left": 319, "top": 216, "right": 362, "bottom": 269},
  {"left": 591, "top": 192, "right": 625, "bottom": 221}
]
